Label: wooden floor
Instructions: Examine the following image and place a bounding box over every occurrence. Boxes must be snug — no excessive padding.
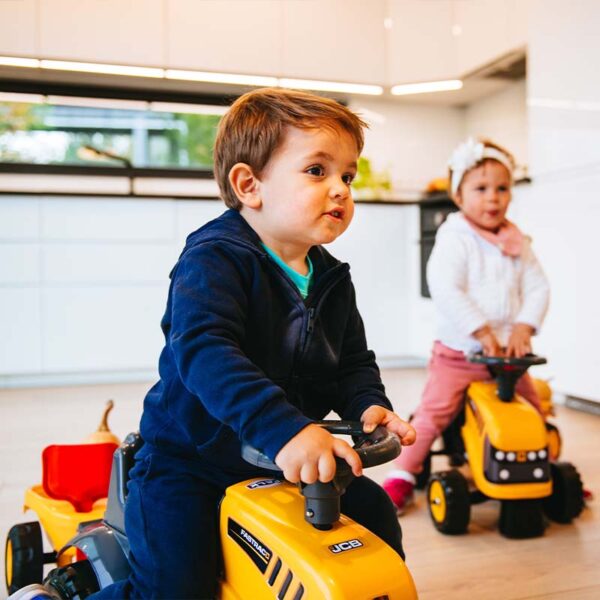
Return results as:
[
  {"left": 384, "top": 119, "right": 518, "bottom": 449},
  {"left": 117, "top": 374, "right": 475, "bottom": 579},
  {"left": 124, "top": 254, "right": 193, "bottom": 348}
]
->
[{"left": 1, "top": 368, "right": 598, "bottom": 599}]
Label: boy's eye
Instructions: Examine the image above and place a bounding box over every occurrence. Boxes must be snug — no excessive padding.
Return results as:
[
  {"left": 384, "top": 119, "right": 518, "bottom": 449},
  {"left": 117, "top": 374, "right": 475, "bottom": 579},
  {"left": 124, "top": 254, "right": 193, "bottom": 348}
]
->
[
  {"left": 306, "top": 165, "right": 324, "bottom": 176},
  {"left": 498, "top": 185, "right": 508, "bottom": 192},
  {"left": 476, "top": 186, "right": 486, "bottom": 192},
  {"left": 342, "top": 173, "right": 355, "bottom": 185}
]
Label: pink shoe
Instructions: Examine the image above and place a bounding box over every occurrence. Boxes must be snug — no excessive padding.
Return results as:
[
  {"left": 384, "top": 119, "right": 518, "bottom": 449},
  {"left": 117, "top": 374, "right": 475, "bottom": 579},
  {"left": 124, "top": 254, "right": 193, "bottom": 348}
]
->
[{"left": 383, "top": 478, "right": 415, "bottom": 515}]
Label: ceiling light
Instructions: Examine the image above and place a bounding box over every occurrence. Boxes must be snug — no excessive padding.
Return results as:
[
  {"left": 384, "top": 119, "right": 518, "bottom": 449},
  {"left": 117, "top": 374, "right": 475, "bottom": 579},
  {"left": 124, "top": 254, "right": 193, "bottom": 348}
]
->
[
  {"left": 150, "top": 101, "right": 229, "bottom": 116},
  {"left": 0, "top": 91, "right": 45, "bottom": 104},
  {"left": 40, "top": 59, "right": 163, "bottom": 78},
  {"left": 279, "top": 78, "right": 383, "bottom": 96},
  {"left": 0, "top": 56, "right": 40, "bottom": 68},
  {"left": 391, "top": 79, "right": 463, "bottom": 96},
  {"left": 166, "top": 69, "right": 277, "bottom": 87}
]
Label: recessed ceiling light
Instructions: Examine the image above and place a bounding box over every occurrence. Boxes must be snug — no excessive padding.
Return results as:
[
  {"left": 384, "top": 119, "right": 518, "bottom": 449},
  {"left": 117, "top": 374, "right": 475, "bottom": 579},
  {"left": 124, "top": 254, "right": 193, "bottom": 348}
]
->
[
  {"left": 166, "top": 69, "right": 277, "bottom": 87},
  {"left": 391, "top": 79, "right": 463, "bottom": 96},
  {"left": 279, "top": 78, "right": 383, "bottom": 96},
  {"left": 0, "top": 56, "right": 40, "bottom": 68},
  {"left": 40, "top": 59, "right": 163, "bottom": 78}
]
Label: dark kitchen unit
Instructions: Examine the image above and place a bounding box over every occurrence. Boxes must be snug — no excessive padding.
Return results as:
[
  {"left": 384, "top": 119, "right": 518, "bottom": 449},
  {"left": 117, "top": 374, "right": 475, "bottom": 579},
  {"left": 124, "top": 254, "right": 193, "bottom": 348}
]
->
[{"left": 419, "top": 195, "right": 458, "bottom": 298}]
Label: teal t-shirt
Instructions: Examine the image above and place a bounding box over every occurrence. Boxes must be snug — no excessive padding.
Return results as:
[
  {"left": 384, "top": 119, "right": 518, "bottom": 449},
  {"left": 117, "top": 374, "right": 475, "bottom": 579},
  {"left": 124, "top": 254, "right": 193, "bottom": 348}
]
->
[{"left": 261, "top": 243, "right": 314, "bottom": 299}]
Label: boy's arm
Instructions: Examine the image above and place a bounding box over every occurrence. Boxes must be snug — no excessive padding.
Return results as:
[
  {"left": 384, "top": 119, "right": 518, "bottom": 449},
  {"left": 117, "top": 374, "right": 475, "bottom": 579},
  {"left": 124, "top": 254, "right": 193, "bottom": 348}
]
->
[
  {"left": 334, "top": 282, "right": 392, "bottom": 421},
  {"left": 514, "top": 241, "right": 550, "bottom": 333},
  {"left": 170, "top": 243, "right": 311, "bottom": 460},
  {"left": 427, "top": 231, "right": 488, "bottom": 337}
]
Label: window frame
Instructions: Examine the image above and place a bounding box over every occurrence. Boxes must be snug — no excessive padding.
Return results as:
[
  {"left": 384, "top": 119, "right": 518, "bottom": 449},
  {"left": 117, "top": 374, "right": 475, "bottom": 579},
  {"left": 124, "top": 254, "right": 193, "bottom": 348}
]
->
[{"left": 0, "top": 79, "right": 235, "bottom": 179}]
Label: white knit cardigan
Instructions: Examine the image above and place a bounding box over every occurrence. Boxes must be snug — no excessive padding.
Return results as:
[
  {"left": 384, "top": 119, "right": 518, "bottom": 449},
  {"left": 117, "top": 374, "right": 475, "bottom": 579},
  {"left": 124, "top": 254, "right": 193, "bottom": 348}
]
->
[{"left": 427, "top": 212, "right": 550, "bottom": 354}]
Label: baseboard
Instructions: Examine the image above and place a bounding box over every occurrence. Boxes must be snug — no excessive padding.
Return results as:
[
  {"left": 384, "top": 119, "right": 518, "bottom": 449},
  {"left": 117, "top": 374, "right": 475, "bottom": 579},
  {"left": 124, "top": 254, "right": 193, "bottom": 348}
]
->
[
  {"left": 0, "top": 369, "right": 157, "bottom": 389},
  {"left": 564, "top": 394, "right": 600, "bottom": 417},
  {"left": 0, "top": 357, "right": 427, "bottom": 389},
  {"left": 378, "top": 355, "right": 428, "bottom": 369}
]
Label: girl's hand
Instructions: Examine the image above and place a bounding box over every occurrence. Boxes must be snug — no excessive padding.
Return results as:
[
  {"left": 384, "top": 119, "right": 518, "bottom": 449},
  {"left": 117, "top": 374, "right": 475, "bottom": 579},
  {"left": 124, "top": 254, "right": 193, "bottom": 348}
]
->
[
  {"left": 275, "top": 424, "right": 362, "bottom": 484},
  {"left": 506, "top": 323, "right": 534, "bottom": 358},
  {"left": 361, "top": 405, "right": 416, "bottom": 446},
  {"left": 473, "top": 325, "right": 503, "bottom": 356}
]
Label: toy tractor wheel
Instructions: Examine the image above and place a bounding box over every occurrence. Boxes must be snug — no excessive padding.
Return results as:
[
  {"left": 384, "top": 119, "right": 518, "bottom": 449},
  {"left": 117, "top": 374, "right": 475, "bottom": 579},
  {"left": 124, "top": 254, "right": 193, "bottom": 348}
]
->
[
  {"left": 415, "top": 453, "right": 431, "bottom": 490},
  {"left": 499, "top": 500, "right": 546, "bottom": 538},
  {"left": 545, "top": 422, "right": 562, "bottom": 461},
  {"left": 427, "top": 470, "right": 470, "bottom": 534},
  {"left": 45, "top": 560, "right": 99, "bottom": 600},
  {"left": 5, "top": 522, "right": 44, "bottom": 594},
  {"left": 544, "top": 462, "right": 584, "bottom": 523}
]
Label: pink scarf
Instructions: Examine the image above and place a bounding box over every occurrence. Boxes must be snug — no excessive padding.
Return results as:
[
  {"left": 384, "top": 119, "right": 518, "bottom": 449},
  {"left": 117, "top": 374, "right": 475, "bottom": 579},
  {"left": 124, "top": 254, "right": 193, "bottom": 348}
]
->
[{"left": 465, "top": 216, "right": 524, "bottom": 257}]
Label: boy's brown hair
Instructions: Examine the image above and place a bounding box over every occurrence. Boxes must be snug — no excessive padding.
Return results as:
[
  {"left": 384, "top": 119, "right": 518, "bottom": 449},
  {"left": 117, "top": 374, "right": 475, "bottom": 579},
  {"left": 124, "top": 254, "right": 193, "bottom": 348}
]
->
[
  {"left": 448, "top": 138, "right": 516, "bottom": 198},
  {"left": 214, "top": 87, "right": 367, "bottom": 209}
]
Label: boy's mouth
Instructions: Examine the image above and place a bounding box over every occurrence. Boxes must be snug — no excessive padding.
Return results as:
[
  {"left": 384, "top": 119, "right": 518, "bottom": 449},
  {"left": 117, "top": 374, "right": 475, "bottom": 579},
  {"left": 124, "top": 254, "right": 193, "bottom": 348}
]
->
[{"left": 325, "top": 209, "right": 344, "bottom": 220}]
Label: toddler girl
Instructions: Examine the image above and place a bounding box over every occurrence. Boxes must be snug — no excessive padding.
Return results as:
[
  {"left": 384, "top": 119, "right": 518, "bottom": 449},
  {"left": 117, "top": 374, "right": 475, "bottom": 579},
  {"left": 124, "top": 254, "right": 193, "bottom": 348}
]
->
[{"left": 383, "top": 138, "right": 550, "bottom": 513}]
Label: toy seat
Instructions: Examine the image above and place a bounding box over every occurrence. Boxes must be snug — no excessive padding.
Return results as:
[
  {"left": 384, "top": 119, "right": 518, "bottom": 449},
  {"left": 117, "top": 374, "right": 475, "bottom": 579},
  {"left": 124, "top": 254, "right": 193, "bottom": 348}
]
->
[
  {"left": 104, "top": 432, "right": 143, "bottom": 534},
  {"left": 42, "top": 443, "right": 118, "bottom": 513}
]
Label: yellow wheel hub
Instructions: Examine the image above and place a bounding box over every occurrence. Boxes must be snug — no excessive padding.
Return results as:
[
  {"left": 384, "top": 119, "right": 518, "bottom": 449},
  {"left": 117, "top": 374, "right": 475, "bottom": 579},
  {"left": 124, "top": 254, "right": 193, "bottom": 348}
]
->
[
  {"left": 429, "top": 480, "right": 447, "bottom": 524},
  {"left": 6, "top": 538, "right": 13, "bottom": 587},
  {"left": 548, "top": 429, "right": 561, "bottom": 461}
]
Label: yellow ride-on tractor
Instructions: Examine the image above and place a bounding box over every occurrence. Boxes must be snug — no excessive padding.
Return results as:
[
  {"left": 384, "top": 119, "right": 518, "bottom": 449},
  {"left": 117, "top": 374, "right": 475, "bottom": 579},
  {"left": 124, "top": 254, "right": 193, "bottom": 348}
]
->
[
  {"left": 12, "top": 422, "right": 418, "bottom": 599},
  {"left": 423, "top": 354, "right": 584, "bottom": 538}
]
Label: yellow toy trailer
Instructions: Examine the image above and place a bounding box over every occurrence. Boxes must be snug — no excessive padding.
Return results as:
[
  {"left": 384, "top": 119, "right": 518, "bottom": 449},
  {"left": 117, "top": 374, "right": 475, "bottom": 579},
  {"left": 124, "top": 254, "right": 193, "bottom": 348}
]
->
[
  {"left": 424, "top": 355, "right": 584, "bottom": 538},
  {"left": 16, "top": 423, "right": 418, "bottom": 599}
]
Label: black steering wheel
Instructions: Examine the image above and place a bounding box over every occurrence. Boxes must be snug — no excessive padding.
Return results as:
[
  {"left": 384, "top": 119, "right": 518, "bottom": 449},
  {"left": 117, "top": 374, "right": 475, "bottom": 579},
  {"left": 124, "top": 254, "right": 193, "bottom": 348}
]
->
[
  {"left": 241, "top": 420, "right": 401, "bottom": 471},
  {"left": 468, "top": 353, "right": 547, "bottom": 401},
  {"left": 241, "top": 420, "right": 402, "bottom": 530}
]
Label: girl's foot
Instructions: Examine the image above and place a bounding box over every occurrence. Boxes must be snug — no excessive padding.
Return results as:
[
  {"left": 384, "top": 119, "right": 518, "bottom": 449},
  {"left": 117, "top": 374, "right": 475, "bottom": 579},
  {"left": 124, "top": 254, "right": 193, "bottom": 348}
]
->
[{"left": 383, "top": 477, "right": 415, "bottom": 515}]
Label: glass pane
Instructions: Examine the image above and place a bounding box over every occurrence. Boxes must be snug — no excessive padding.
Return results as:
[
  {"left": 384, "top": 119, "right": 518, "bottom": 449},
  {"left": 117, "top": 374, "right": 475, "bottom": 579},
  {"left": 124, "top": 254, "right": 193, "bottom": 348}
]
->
[{"left": 0, "top": 97, "right": 223, "bottom": 169}]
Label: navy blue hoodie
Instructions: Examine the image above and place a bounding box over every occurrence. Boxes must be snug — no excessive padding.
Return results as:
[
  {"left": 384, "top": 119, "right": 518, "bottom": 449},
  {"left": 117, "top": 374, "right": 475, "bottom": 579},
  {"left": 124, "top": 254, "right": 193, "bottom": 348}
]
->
[{"left": 140, "top": 209, "right": 392, "bottom": 476}]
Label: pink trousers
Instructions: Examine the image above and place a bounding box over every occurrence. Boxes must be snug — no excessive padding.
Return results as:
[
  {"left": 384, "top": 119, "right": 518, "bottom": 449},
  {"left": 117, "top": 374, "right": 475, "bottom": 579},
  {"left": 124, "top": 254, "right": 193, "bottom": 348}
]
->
[{"left": 395, "top": 341, "right": 541, "bottom": 474}]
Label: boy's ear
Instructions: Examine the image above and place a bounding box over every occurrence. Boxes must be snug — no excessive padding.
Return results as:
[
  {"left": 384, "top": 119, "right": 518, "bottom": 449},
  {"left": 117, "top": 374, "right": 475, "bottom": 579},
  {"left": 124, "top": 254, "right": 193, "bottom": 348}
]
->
[
  {"left": 228, "top": 163, "right": 262, "bottom": 209},
  {"left": 452, "top": 190, "right": 462, "bottom": 207}
]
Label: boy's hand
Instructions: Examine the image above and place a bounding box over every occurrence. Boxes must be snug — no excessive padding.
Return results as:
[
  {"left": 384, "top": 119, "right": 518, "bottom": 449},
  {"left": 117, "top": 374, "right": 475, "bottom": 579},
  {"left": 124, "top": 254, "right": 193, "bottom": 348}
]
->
[
  {"left": 361, "top": 406, "right": 416, "bottom": 446},
  {"left": 506, "top": 323, "right": 534, "bottom": 358},
  {"left": 473, "top": 324, "right": 503, "bottom": 356},
  {"left": 275, "top": 424, "right": 362, "bottom": 484}
]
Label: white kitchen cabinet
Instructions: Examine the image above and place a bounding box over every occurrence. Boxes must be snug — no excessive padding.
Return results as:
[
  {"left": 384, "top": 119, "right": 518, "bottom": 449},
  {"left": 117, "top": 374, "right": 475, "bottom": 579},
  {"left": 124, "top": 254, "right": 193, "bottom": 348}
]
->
[
  {"left": 281, "top": 0, "right": 387, "bottom": 84},
  {"left": 39, "top": 0, "right": 164, "bottom": 66},
  {"left": 454, "top": 0, "right": 525, "bottom": 76},
  {"left": 0, "top": 0, "right": 37, "bottom": 58},
  {"left": 387, "top": 0, "right": 457, "bottom": 85},
  {"left": 166, "top": 0, "right": 282, "bottom": 75}
]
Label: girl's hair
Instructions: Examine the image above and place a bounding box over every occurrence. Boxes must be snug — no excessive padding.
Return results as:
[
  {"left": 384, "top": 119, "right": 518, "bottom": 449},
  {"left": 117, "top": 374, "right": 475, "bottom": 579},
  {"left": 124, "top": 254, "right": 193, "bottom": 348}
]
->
[
  {"left": 448, "top": 138, "right": 516, "bottom": 196},
  {"left": 213, "top": 87, "right": 367, "bottom": 209}
]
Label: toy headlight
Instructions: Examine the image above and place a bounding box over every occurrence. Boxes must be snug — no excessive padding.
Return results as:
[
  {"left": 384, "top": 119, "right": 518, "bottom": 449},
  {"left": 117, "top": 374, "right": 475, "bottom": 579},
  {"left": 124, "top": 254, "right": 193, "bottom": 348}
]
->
[{"left": 485, "top": 438, "right": 550, "bottom": 484}]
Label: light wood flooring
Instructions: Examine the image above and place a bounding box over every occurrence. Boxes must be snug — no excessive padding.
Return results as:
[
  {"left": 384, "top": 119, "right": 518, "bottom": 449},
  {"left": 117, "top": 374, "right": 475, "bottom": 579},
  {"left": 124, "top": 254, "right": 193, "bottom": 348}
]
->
[{"left": 0, "top": 368, "right": 598, "bottom": 599}]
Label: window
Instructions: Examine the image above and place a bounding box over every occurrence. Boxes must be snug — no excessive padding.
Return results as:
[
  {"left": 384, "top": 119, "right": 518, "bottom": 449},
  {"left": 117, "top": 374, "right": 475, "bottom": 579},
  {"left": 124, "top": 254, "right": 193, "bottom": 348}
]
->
[{"left": 0, "top": 92, "right": 226, "bottom": 171}]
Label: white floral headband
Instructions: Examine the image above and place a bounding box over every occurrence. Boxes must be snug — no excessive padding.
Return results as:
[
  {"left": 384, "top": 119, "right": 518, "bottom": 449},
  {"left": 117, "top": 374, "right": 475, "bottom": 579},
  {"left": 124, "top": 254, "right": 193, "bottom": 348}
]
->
[{"left": 448, "top": 138, "right": 513, "bottom": 195}]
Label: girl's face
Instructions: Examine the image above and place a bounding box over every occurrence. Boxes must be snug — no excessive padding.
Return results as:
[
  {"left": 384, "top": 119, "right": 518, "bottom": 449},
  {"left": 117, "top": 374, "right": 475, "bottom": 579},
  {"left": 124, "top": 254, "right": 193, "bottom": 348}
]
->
[{"left": 455, "top": 160, "right": 512, "bottom": 232}]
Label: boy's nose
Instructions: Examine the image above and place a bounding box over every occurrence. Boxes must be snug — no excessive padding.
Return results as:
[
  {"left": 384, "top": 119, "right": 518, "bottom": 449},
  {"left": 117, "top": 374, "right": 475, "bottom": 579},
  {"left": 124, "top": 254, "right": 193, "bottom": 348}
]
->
[{"left": 329, "top": 179, "right": 349, "bottom": 200}]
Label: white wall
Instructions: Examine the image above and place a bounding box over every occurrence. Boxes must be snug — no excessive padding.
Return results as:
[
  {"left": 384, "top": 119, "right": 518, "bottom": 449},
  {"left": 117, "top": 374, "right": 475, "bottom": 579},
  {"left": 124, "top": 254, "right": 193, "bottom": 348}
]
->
[
  {"left": 509, "top": 0, "right": 600, "bottom": 401},
  {"left": 349, "top": 98, "right": 465, "bottom": 191},
  {"left": 465, "top": 79, "right": 528, "bottom": 168}
]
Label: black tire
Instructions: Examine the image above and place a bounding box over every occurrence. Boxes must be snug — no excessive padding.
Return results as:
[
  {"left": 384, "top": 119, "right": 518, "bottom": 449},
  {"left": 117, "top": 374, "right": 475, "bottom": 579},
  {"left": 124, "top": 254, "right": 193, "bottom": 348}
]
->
[
  {"left": 45, "top": 560, "right": 100, "bottom": 600},
  {"left": 544, "top": 462, "right": 584, "bottom": 524},
  {"left": 415, "top": 453, "right": 431, "bottom": 490},
  {"left": 427, "top": 470, "right": 470, "bottom": 535},
  {"left": 5, "top": 521, "right": 44, "bottom": 594},
  {"left": 499, "top": 499, "right": 546, "bottom": 538}
]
